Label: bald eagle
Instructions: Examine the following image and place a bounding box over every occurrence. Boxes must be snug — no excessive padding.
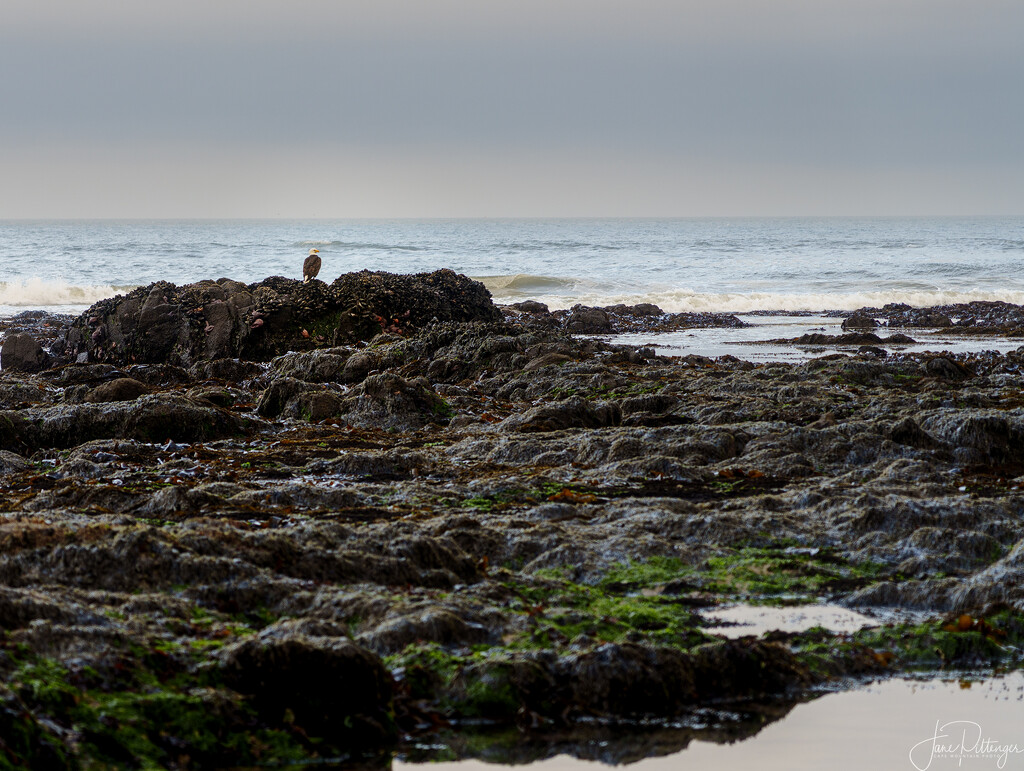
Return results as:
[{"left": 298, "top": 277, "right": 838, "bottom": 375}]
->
[{"left": 303, "top": 249, "right": 322, "bottom": 283}]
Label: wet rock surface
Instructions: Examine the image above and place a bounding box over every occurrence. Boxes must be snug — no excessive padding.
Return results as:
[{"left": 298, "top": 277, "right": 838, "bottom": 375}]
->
[
  {"left": 0, "top": 333, "right": 51, "bottom": 373},
  {"left": 767, "top": 331, "right": 918, "bottom": 348},
  {"left": 46, "top": 269, "right": 500, "bottom": 369},
  {"left": 508, "top": 302, "right": 749, "bottom": 335},
  {"left": 833, "top": 300, "right": 1024, "bottom": 333},
  {"left": 1, "top": 293, "right": 1024, "bottom": 767}
]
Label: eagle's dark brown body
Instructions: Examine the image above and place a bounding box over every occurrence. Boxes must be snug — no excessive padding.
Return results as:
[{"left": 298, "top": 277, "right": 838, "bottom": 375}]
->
[{"left": 302, "top": 250, "right": 322, "bottom": 283}]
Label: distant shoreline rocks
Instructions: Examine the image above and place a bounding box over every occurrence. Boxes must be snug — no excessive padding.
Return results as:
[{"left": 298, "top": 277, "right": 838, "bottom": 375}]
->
[
  {"left": 504, "top": 301, "right": 749, "bottom": 335},
  {"left": 5, "top": 291, "right": 1024, "bottom": 374}
]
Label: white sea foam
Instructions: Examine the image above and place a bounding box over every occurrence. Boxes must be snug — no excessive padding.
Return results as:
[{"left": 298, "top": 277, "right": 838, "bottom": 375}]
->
[
  {"left": 484, "top": 283, "right": 1024, "bottom": 312},
  {"left": 477, "top": 274, "right": 602, "bottom": 294},
  {"left": 0, "top": 278, "right": 132, "bottom": 308}
]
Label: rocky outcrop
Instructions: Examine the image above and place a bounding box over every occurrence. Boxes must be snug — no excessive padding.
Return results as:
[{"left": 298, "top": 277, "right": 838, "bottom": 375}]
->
[
  {"left": 218, "top": 635, "right": 395, "bottom": 746},
  {"left": 60, "top": 270, "right": 500, "bottom": 367},
  {"left": 500, "top": 396, "right": 622, "bottom": 433},
  {"left": 844, "top": 300, "right": 1024, "bottom": 330},
  {"left": 0, "top": 393, "right": 255, "bottom": 451},
  {"left": 442, "top": 639, "right": 812, "bottom": 722},
  {"left": 83, "top": 377, "right": 153, "bottom": 403},
  {"left": 777, "top": 332, "right": 917, "bottom": 347},
  {"left": 562, "top": 305, "right": 616, "bottom": 334},
  {"left": 841, "top": 314, "right": 878, "bottom": 330},
  {"left": 256, "top": 372, "right": 453, "bottom": 430},
  {"left": 0, "top": 332, "right": 50, "bottom": 372},
  {"left": 547, "top": 304, "right": 747, "bottom": 335}
]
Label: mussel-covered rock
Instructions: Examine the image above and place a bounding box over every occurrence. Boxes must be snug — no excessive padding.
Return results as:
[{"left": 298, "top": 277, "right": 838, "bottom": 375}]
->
[
  {"left": 62, "top": 270, "right": 500, "bottom": 367},
  {"left": 218, "top": 635, "right": 396, "bottom": 745}
]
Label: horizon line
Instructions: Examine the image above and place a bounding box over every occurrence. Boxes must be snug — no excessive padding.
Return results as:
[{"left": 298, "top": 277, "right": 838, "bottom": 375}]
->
[{"left": 2, "top": 213, "right": 1023, "bottom": 223}]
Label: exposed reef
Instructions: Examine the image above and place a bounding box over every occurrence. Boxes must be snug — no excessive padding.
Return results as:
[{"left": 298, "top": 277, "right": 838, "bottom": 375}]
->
[
  {"left": 54, "top": 269, "right": 500, "bottom": 368},
  {"left": 831, "top": 300, "right": 1024, "bottom": 334},
  {"left": 1, "top": 283, "right": 1024, "bottom": 768}
]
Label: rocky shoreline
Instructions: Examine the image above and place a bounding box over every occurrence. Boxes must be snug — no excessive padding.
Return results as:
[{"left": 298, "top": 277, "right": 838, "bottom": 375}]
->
[{"left": 1, "top": 274, "right": 1023, "bottom": 768}]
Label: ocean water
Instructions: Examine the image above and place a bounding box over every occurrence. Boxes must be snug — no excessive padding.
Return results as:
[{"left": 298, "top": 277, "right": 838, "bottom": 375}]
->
[{"left": 1, "top": 217, "right": 1023, "bottom": 316}]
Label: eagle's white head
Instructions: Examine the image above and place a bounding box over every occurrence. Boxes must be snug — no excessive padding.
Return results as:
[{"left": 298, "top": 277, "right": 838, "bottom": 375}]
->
[{"left": 309, "top": 248, "right": 320, "bottom": 255}]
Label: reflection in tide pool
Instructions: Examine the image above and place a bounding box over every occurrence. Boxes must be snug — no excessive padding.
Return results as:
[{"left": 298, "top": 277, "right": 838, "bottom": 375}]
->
[
  {"left": 395, "top": 673, "right": 1024, "bottom": 771},
  {"left": 613, "top": 315, "right": 1024, "bottom": 363}
]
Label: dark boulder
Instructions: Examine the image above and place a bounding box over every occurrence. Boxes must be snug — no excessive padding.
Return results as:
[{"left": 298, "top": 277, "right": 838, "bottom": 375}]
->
[
  {"left": 289, "top": 390, "right": 348, "bottom": 422},
  {"left": 83, "top": 378, "right": 153, "bottom": 403},
  {"left": 690, "top": 639, "right": 813, "bottom": 698},
  {"left": 0, "top": 394, "right": 254, "bottom": 451},
  {"left": 450, "top": 658, "right": 559, "bottom": 720},
  {"left": 1, "top": 333, "right": 50, "bottom": 372},
  {"left": 341, "top": 351, "right": 381, "bottom": 383},
  {"left": 886, "top": 417, "right": 941, "bottom": 450},
  {"left": 563, "top": 305, "right": 616, "bottom": 334},
  {"left": 188, "top": 357, "right": 265, "bottom": 383},
  {"left": 841, "top": 314, "right": 879, "bottom": 330},
  {"left": 444, "top": 640, "right": 814, "bottom": 722},
  {"left": 921, "top": 411, "right": 1024, "bottom": 465},
  {"left": 918, "top": 312, "right": 953, "bottom": 328},
  {"left": 42, "top": 364, "right": 123, "bottom": 388},
  {"left": 257, "top": 372, "right": 452, "bottom": 430},
  {"left": 500, "top": 396, "right": 622, "bottom": 433},
  {"left": 62, "top": 270, "right": 500, "bottom": 367},
  {"left": 511, "top": 300, "right": 550, "bottom": 314},
  {"left": 555, "top": 306, "right": 744, "bottom": 335},
  {"left": 187, "top": 386, "right": 236, "bottom": 408},
  {"left": 0, "top": 449, "right": 30, "bottom": 475},
  {"left": 341, "top": 373, "right": 453, "bottom": 430},
  {"left": 359, "top": 609, "right": 493, "bottom": 654},
  {"left": 567, "top": 643, "right": 696, "bottom": 717},
  {"left": 271, "top": 348, "right": 352, "bottom": 383},
  {"left": 924, "top": 356, "right": 971, "bottom": 381},
  {"left": 256, "top": 377, "right": 320, "bottom": 418},
  {"left": 218, "top": 635, "right": 395, "bottom": 746},
  {"left": 329, "top": 269, "right": 501, "bottom": 343},
  {"left": 795, "top": 332, "right": 884, "bottom": 346},
  {"left": 606, "top": 302, "right": 665, "bottom": 317}
]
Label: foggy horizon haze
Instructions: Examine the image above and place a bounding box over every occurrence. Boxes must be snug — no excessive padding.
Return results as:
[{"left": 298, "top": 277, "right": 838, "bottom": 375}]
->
[{"left": 2, "top": 0, "right": 1022, "bottom": 219}]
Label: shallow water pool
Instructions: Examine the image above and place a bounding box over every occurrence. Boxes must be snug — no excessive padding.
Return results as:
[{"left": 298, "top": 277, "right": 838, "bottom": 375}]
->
[
  {"left": 613, "top": 315, "right": 1024, "bottom": 362},
  {"left": 396, "top": 672, "right": 1024, "bottom": 771},
  {"left": 702, "top": 602, "right": 880, "bottom": 638}
]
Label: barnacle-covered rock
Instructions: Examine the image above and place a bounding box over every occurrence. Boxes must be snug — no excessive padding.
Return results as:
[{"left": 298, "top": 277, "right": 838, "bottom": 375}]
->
[{"left": 62, "top": 270, "right": 500, "bottom": 367}]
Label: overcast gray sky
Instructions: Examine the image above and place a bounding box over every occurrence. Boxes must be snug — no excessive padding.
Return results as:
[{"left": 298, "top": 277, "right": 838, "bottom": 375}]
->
[{"left": 2, "top": 0, "right": 1022, "bottom": 217}]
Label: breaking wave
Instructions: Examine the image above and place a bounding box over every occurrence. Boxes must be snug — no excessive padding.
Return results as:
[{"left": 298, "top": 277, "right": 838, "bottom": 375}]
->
[
  {"left": 479, "top": 275, "right": 1024, "bottom": 312},
  {"left": 0, "top": 278, "right": 134, "bottom": 308},
  {"left": 476, "top": 274, "right": 608, "bottom": 297},
  {"left": 587, "top": 289, "right": 1024, "bottom": 313}
]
